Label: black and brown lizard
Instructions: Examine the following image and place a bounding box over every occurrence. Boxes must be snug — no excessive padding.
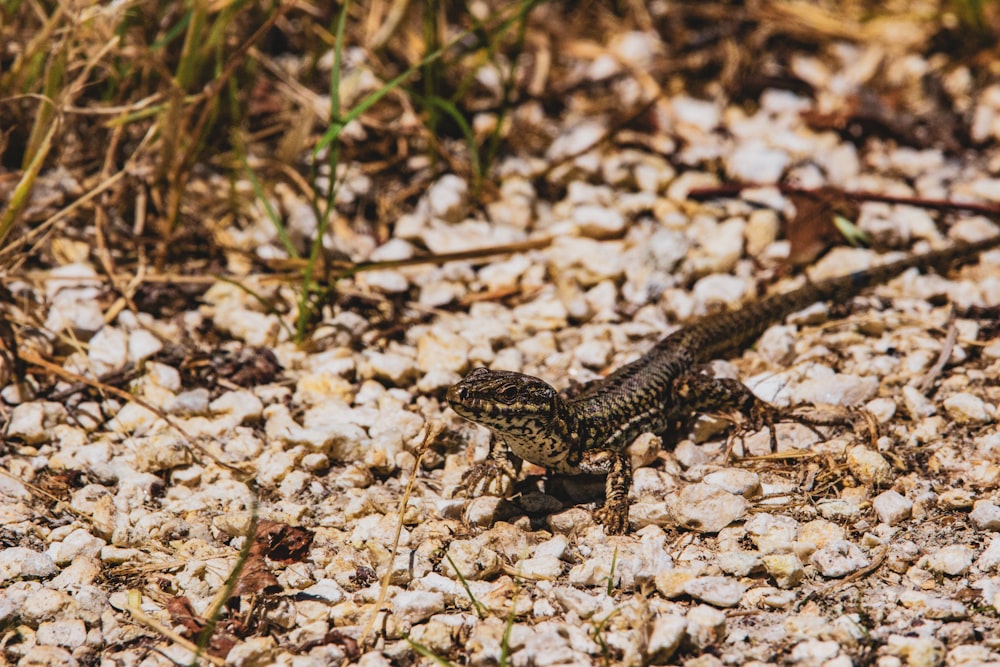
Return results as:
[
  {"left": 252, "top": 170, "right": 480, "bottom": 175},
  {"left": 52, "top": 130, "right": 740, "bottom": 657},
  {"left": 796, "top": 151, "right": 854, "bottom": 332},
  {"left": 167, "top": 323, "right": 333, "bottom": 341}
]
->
[{"left": 447, "top": 232, "right": 1000, "bottom": 534}]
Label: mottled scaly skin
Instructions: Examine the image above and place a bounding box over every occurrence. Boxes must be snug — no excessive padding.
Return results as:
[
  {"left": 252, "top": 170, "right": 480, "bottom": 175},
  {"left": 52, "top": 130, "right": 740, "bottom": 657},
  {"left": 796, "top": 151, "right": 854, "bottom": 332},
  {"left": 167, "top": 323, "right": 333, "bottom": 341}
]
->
[{"left": 448, "top": 235, "right": 1000, "bottom": 533}]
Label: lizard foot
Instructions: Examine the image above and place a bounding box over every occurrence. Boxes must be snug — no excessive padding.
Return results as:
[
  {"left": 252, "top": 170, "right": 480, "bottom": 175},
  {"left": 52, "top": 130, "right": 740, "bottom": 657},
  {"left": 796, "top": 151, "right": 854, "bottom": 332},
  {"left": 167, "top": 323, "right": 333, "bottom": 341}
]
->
[
  {"left": 458, "top": 459, "right": 516, "bottom": 498},
  {"left": 593, "top": 500, "right": 630, "bottom": 535}
]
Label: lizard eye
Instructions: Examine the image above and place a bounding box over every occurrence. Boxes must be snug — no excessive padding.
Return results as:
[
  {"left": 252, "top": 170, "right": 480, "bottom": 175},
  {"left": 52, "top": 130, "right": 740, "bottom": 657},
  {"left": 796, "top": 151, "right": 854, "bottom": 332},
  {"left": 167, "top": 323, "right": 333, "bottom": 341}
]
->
[{"left": 499, "top": 385, "right": 519, "bottom": 402}]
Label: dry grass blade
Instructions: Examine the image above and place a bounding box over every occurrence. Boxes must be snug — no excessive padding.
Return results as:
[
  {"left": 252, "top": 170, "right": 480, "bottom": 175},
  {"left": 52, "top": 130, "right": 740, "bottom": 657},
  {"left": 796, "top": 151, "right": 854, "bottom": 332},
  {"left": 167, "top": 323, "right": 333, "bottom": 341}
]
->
[
  {"left": 0, "top": 103, "right": 58, "bottom": 247},
  {"left": 355, "top": 423, "right": 440, "bottom": 657}
]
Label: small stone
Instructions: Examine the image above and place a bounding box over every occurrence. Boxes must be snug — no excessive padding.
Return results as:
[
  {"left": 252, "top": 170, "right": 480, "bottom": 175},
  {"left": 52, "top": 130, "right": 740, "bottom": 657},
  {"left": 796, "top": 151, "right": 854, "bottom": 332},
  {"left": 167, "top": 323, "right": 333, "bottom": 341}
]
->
[
  {"left": 938, "top": 489, "right": 975, "bottom": 510},
  {"left": 16, "top": 646, "right": 79, "bottom": 667},
  {"left": 846, "top": 446, "right": 892, "bottom": 486},
  {"left": 685, "top": 604, "right": 726, "bottom": 649},
  {"left": 745, "top": 208, "right": 780, "bottom": 257},
  {"left": 745, "top": 513, "right": 798, "bottom": 555},
  {"left": 363, "top": 351, "right": 417, "bottom": 385},
  {"left": 127, "top": 328, "right": 163, "bottom": 363},
  {"left": 811, "top": 541, "right": 869, "bottom": 578},
  {"left": 757, "top": 325, "right": 796, "bottom": 365},
  {"left": 444, "top": 539, "right": 501, "bottom": 581},
  {"left": 8, "top": 403, "right": 48, "bottom": 444},
  {"left": 683, "top": 576, "right": 746, "bottom": 608},
  {"left": 393, "top": 589, "right": 446, "bottom": 627},
  {"left": 816, "top": 497, "right": 862, "bottom": 521},
  {"left": 702, "top": 469, "right": 761, "bottom": 498},
  {"left": 36, "top": 619, "right": 87, "bottom": 649},
  {"left": 943, "top": 392, "right": 993, "bottom": 423},
  {"left": 47, "top": 529, "right": 105, "bottom": 565},
  {"left": 790, "top": 639, "right": 841, "bottom": 664},
  {"left": 572, "top": 205, "right": 625, "bottom": 239},
  {"left": 717, "top": 551, "right": 761, "bottom": 577},
  {"left": 902, "top": 385, "right": 937, "bottom": 418},
  {"left": 134, "top": 434, "right": 193, "bottom": 473},
  {"left": 762, "top": 553, "right": 804, "bottom": 589},
  {"left": 88, "top": 326, "right": 129, "bottom": 375},
  {"left": 923, "top": 545, "right": 974, "bottom": 576},
  {"left": 795, "top": 519, "right": 845, "bottom": 556},
  {"left": 873, "top": 490, "right": 913, "bottom": 526},
  {"left": 865, "top": 397, "right": 897, "bottom": 424},
  {"left": 884, "top": 635, "right": 945, "bottom": 667},
  {"left": 670, "top": 483, "right": 749, "bottom": 533},
  {"left": 0, "top": 547, "right": 57, "bottom": 582},
  {"left": 416, "top": 329, "right": 469, "bottom": 373},
  {"left": 794, "top": 373, "right": 879, "bottom": 407},
  {"left": 648, "top": 614, "right": 687, "bottom": 663},
  {"left": 427, "top": 174, "right": 468, "bottom": 222},
  {"left": 655, "top": 568, "right": 699, "bottom": 598},
  {"left": 574, "top": 339, "right": 613, "bottom": 369},
  {"left": 977, "top": 536, "right": 1000, "bottom": 572},
  {"left": 515, "top": 555, "right": 562, "bottom": 580},
  {"left": 970, "top": 500, "right": 1000, "bottom": 530},
  {"left": 673, "top": 440, "right": 708, "bottom": 469},
  {"left": 726, "top": 142, "right": 789, "bottom": 183}
]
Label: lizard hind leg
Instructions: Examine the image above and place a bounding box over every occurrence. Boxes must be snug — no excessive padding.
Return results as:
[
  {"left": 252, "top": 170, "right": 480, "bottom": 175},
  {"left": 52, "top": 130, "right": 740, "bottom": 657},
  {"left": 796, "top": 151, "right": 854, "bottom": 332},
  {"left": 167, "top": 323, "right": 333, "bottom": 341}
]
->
[{"left": 673, "top": 371, "right": 785, "bottom": 450}]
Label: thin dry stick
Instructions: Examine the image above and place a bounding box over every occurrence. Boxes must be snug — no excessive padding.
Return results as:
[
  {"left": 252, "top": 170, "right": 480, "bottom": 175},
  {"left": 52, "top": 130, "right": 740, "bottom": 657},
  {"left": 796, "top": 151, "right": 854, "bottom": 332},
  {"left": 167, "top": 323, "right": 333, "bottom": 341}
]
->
[
  {"left": 355, "top": 424, "right": 441, "bottom": 657},
  {"left": 18, "top": 350, "right": 247, "bottom": 475},
  {"left": 918, "top": 312, "right": 958, "bottom": 395}
]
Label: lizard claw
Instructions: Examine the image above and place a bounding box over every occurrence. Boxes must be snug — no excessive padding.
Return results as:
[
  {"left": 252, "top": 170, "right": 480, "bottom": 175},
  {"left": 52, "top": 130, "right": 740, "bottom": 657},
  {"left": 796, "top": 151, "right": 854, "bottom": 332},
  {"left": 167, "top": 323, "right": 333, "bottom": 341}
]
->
[
  {"left": 593, "top": 500, "right": 630, "bottom": 535},
  {"left": 457, "top": 458, "right": 516, "bottom": 498}
]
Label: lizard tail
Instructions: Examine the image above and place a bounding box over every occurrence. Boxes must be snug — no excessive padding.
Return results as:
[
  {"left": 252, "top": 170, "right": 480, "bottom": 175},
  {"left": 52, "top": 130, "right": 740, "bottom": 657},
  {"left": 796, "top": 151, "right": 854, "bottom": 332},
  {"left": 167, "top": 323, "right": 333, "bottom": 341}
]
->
[{"left": 675, "top": 233, "right": 1000, "bottom": 363}]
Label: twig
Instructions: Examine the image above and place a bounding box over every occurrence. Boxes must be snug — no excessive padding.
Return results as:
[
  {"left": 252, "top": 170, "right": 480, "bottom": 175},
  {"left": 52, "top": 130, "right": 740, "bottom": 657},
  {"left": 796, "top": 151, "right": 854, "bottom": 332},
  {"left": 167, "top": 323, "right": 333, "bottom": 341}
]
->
[
  {"left": 917, "top": 311, "right": 958, "bottom": 395},
  {"left": 18, "top": 350, "right": 248, "bottom": 476}
]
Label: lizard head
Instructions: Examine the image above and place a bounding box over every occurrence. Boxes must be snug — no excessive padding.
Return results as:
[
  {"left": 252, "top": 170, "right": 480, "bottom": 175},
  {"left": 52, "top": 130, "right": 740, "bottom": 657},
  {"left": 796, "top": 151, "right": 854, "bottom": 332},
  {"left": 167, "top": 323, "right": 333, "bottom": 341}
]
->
[{"left": 447, "top": 367, "right": 559, "bottom": 430}]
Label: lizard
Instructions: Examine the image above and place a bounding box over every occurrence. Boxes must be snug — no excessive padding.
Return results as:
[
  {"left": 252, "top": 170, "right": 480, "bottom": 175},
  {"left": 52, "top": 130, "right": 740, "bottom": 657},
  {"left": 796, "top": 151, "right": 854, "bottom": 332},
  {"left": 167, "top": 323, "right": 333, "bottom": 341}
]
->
[{"left": 446, "top": 231, "right": 1000, "bottom": 534}]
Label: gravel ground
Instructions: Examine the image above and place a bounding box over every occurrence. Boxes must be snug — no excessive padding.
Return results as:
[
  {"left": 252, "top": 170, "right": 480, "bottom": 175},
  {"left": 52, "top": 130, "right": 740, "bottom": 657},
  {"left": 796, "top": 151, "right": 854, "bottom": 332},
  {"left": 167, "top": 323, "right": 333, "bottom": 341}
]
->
[{"left": 6, "top": 14, "right": 1000, "bottom": 667}]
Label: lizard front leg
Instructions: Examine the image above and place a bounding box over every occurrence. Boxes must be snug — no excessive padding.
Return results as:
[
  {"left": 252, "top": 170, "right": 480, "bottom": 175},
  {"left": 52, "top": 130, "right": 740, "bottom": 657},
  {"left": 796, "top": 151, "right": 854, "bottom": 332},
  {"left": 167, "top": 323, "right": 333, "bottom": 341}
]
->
[
  {"left": 458, "top": 433, "right": 522, "bottom": 498},
  {"left": 578, "top": 447, "right": 633, "bottom": 535}
]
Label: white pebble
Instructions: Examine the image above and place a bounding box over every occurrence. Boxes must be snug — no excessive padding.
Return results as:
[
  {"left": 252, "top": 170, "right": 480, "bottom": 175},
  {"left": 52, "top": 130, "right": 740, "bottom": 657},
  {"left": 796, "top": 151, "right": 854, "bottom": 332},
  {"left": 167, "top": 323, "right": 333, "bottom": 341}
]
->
[
  {"left": 427, "top": 174, "right": 468, "bottom": 222},
  {"left": 726, "top": 142, "right": 789, "bottom": 183},
  {"left": 683, "top": 576, "right": 746, "bottom": 608},
  {"left": 811, "top": 541, "right": 869, "bottom": 578},
  {"left": 127, "top": 328, "right": 163, "bottom": 363},
  {"left": 9, "top": 403, "right": 51, "bottom": 444},
  {"left": 362, "top": 351, "right": 417, "bottom": 385},
  {"left": 970, "top": 500, "right": 1000, "bottom": 530},
  {"left": 417, "top": 329, "right": 469, "bottom": 373},
  {"left": 873, "top": 490, "right": 912, "bottom": 526},
  {"left": 718, "top": 551, "right": 761, "bottom": 577},
  {"left": 902, "top": 385, "right": 937, "bottom": 418},
  {"left": 943, "top": 392, "right": 992, "bottom": 423},
  {"left": 0, "top": 547, "right": 57, "bottom": 582},
  {"left": 647, "top": 614, "right": 687, "bottom": 662},
  {"left": 795, "top": 373, "right": 879, "bottom": 407},
  {"left": 515, "top": 555, "right": 562, "bottom": 580},
  {"left": 685, "top": 604, "right": 726, "bottom": 648},
  {"left": 745, "top": 513, "right": 799, "bottom": 555},
  {"left": 702, "top": 469, "right": 761, "bottom": 498},
  {"left": 977, "top": 537, "right": 1000, "bottom": 572},
  {"left": 46, "top": 529, "right": 105, "bottom": 565},
  {"left": 572, "top": 205, "right": 625, "bottom": 239},
  {"left": 923, "top": 545, "right": 974, "bottom": 577},
  {"left": 846, "top": 446, "right": 892, "bottom": 486},
  {"left": 762, "top": 553, "right": 804, "bottom": 589},
  {"left": 671, "top": 483, "right": 749, "bottom": 533},
  {"left": 35, "top": 619, "right": 87, "bottom": 649}
]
